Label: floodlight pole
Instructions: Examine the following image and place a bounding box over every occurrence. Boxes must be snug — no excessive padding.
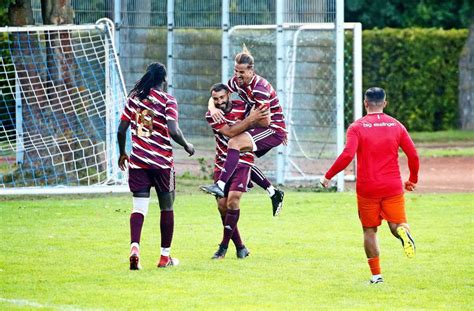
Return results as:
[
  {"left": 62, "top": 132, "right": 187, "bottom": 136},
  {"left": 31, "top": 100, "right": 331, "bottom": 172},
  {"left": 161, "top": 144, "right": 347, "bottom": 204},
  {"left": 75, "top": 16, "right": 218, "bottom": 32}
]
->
[
  {"left": 275, "top": 0, "right": 285, "bottom": 185},
  {"left": 336, "top": 0, "right": 345, "bottom": 191}
]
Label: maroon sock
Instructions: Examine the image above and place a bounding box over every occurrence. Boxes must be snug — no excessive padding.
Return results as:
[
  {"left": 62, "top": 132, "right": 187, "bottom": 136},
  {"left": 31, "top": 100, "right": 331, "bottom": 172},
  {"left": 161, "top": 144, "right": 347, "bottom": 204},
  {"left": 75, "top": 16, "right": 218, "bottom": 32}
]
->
[
  {"left": 160, "top": 210, "right": 174, "bottom": 248},
  {"left": 130, "top": 212, "right": 144, "bottom": 244},
  {"left": 220, "top": 214, "right": 243, "bottom": 249},
  {"left": 220, "top": 209, "right": 240, "bottom": 247},
  {"left": 251, "top": 166, "right": 271, "bottom": 190},
  {"left": 218, "top": 148, "right": 240, "bottom": 184}
]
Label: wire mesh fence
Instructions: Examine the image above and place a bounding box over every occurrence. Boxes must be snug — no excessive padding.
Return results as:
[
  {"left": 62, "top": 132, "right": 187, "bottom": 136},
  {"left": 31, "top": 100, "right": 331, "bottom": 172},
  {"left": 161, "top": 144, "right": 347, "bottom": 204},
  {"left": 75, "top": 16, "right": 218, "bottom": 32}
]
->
[{"left": 21, "top": 0, "right": 353, "bottom": 186}]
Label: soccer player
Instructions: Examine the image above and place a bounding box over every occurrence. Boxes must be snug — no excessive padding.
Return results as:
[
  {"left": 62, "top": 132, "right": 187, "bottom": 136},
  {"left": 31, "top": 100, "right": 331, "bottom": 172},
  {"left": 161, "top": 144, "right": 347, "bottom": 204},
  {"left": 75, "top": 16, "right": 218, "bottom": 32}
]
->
[
  {"left": 205, "top": 83, "right": 270, "bottom": 259},
  {"left": 320, "top": 87, "right": 419, "bottom": 284},
  {"left": 117, "top": 62, "right": 195, "bottom": 270},
  {"left": 200, "top": 46, "right": 287, "bottom": 199},
  {"left": 206, "top": 82, "right": 285, "bottom": 216}
]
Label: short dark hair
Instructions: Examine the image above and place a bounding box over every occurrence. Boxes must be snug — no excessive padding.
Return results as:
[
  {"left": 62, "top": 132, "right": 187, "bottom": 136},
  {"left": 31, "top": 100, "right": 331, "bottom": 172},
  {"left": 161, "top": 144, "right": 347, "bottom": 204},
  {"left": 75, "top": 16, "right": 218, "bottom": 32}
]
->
[
  {"left": 210, "top": 83, "right": 228, "bottom": 94},
  {"left": 364, "top": 87, "right": 386, "bottom": 105}
]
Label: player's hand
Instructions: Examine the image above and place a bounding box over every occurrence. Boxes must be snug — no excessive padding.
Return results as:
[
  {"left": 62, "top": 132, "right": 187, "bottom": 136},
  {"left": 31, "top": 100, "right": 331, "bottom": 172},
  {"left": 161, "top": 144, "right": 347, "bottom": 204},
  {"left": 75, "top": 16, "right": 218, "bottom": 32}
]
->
[
  {"left": 404, "top": 180, "right": 416, "bottom": 191},
  {"left": 184, "top": 143, "right": 195, "bottom": 156},
  {"left": 320, "top": 176, "right": 330, "bottom": 188},
  {"left": 118, "top": 153, "right": 129, "bottom": 171},
  {"left": 210, "top": 107, "right": 224, "bottom": 123},
  {"left": 249, "top": 105, "right": 269, "bottom": 125}
]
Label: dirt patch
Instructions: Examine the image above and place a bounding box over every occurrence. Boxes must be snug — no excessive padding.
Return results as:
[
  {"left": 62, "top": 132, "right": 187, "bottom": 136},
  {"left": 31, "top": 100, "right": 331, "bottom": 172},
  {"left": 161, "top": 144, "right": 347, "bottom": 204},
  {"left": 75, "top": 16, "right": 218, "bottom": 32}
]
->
[{"left": 345, "top": 156, "right": 474, "bottom": 193}]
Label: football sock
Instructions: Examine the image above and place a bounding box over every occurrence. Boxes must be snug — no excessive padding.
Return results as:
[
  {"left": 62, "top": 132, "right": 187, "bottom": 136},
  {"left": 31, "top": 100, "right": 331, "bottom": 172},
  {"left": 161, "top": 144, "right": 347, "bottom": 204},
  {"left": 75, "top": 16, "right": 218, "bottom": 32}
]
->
[
  {"left": 130, "top": 212, "right": 144, "bottom": 244},
  {"left": 250, "top": 166, "right": 271, "bottom": 190},
  {"left": 218, "top": 148, "right": 240, "bottom": 186},
  {"left": 160, "top": 210, "right": 174, "bottom": 248},
  {"left": 368, "top": 256, "right": 381, "bottom": 275},
  {"left": 266, "top": 185, "right": 276, "bottom": 197},
  {"left": 161, "top": 247, "right": 170, "bottom": 257},
  {"left": 130, "top": 242, "right": 140, "bottom": 254},
  {"left": 221, "top": 209, "right": 240, "bottom": 248},
  {"left": 220, "top": 215, "right": 244, "bottom": 249}
]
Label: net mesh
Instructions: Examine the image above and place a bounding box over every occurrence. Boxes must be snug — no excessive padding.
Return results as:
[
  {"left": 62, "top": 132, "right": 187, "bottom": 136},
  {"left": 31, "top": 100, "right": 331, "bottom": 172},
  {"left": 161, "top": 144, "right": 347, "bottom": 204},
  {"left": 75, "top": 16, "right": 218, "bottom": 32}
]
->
[
  {"left": 0, "top": 21, "right": 126, "bottom": 188},
  {"left": 227, "top": 26, "right": 356, "bottom": 183}
]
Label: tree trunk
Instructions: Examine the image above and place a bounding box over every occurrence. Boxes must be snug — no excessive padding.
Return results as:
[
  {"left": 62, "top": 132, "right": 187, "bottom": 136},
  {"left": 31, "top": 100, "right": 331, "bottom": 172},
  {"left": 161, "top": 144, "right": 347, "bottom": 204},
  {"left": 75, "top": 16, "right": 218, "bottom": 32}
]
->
[{"left": 459, "top": 22, "right": 474, "bottom": 130}]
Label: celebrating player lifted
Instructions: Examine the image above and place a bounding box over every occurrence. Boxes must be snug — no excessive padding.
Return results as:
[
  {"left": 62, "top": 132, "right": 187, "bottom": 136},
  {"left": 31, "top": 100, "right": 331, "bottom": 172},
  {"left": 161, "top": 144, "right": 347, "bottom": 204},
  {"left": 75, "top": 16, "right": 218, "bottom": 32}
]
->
[{"left": 201, "top": 46, "right": 287, "bottom": 198}]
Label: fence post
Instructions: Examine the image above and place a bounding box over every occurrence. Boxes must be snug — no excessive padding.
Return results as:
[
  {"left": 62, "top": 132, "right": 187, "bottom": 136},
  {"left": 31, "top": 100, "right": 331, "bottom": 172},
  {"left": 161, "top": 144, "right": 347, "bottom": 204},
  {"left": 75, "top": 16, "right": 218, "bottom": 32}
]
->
[
  {"left": 275, "top": 0, "right": 285, "bottom": 185},
  {"left": 167, "top": 0, "right": 174, "bottom": 95}
]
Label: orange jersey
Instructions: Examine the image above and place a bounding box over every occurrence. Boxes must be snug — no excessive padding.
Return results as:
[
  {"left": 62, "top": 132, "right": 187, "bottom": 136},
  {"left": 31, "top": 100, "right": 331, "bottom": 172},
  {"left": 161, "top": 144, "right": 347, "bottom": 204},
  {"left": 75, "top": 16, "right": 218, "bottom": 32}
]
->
[{"left": 325, "top": 113, "right": 419, "bottom": 198}]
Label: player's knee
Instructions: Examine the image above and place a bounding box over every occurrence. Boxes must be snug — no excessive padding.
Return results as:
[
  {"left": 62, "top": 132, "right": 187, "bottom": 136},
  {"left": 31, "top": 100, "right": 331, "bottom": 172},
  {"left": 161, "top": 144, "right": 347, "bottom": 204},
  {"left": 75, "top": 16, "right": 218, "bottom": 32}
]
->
[
  {"left": 227, "top": 198, "right": 240, "bottom": 210},
  {"left": 158, "top": 192, "right": 174, "bottom": 211},
  {"left": 132, "top": 195, "right": 150, "bottom": 216}
]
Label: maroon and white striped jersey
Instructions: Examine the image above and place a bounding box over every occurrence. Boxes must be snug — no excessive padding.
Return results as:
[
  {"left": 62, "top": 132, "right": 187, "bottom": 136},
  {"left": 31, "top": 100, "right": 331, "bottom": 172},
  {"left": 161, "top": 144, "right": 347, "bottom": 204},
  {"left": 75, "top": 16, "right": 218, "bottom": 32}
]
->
[
  {"left": 206, "top": 100, "right": 255, "bottom": 173},
  {"left": 227, "top": 74, "right": 287, "bottom": 133},
  {"left": 120, "top": 88, "right": 178, "bottom": 169}
]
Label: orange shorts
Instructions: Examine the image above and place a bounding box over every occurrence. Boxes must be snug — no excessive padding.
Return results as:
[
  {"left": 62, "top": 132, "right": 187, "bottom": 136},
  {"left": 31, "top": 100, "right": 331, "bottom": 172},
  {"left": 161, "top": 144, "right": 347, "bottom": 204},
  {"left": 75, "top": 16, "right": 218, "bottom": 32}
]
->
[{"left": 357, "top": 193, "right": 406, "bottom": 227}]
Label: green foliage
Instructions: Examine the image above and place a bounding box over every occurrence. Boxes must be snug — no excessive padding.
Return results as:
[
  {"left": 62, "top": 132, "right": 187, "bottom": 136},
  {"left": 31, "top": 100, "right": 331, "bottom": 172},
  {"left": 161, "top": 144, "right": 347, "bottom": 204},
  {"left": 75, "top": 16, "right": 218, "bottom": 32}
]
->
[
  {"left": 1, "top": 191, "right": 473, "bottom": 309},
  {"left": 346, "top": 0, "right": 473, "bottom": 29},
  {"left": 363, "top": 28, "right": 468, "bottom": 131},
  {"left": 0, "top": 0, "right": 15, "bottom": 26}
]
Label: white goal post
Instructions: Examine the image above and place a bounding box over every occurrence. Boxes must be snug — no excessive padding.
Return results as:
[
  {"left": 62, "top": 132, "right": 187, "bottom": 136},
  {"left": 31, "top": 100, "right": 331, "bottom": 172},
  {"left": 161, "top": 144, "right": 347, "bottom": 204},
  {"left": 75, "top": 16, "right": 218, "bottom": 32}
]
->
[
  {"left": 222, "top": 22, "right": 362, "bottom": 189},
  {"left": 0, "top": 18, "right": 129, "bottom": 195}
]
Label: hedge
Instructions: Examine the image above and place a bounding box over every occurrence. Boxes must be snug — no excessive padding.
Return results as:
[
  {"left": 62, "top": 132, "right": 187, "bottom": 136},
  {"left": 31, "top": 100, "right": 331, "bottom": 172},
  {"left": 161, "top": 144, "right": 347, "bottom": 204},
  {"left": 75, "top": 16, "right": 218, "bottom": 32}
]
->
[{"left": 360, "top": 28, "right": 468, "bottom": 131}]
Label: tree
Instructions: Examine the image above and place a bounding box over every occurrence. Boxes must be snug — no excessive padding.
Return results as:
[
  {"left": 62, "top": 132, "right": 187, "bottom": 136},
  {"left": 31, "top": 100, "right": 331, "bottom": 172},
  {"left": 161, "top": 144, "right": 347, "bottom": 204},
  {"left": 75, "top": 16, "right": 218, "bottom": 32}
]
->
[{"left": 345, "top": 0, "right": 473, "bottom": 29}]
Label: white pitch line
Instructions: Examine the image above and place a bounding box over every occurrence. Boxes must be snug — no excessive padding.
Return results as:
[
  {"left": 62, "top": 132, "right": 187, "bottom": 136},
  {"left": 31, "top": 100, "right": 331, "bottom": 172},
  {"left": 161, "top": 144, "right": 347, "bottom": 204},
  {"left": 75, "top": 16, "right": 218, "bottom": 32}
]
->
[{"left": 0, "top": 297, "right": 86, "bottom": 310}]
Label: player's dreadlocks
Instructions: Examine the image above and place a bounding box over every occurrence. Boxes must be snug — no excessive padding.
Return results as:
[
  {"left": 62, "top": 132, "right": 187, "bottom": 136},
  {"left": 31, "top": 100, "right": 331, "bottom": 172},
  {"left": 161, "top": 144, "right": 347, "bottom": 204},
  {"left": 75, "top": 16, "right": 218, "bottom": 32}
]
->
[
  {"left": 235, "top": 43, "right": 254, "bottom": 69},
  {"left": 129, "top": 62, "right": 167, "bottom": 100}
]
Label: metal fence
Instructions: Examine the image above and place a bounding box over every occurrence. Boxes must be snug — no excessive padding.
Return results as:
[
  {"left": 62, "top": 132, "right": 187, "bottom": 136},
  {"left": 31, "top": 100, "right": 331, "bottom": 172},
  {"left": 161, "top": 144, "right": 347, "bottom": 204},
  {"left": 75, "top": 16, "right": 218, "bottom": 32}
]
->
[{"left": 28, "top": 0, "right": 355, "bottom": 185}]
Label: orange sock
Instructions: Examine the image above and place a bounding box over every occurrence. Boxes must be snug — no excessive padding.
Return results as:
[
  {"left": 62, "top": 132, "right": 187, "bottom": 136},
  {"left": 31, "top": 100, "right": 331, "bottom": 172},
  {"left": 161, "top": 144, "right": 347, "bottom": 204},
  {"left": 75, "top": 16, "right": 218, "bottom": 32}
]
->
[{"left": 368, "top": 257, "right": 381, "bottom": 275}]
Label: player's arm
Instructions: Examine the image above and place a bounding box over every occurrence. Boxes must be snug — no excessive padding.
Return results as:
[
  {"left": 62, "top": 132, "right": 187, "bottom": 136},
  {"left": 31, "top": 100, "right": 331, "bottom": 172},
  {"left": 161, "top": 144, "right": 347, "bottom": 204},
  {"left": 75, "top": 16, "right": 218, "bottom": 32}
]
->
[
  {"left": 207, "top": 97, "right": 224, "bottom": 123},
  {"left": 399, "top": 128, "right": 420, "bottom": 191},
  {"left": 167, "top": 119, "right": 195, "bottom": 156},
  {"left": 117, "top": 119, "right": 130, "bottom": 170},
  {"left": 253, "top": 95, "right": 271, "bottom": 127},
  {"left": 217, "top": 106, "right": 269, "bottom": 138},
  {"left": 320, "top": 126, "right": 358, "bottom": 187}
]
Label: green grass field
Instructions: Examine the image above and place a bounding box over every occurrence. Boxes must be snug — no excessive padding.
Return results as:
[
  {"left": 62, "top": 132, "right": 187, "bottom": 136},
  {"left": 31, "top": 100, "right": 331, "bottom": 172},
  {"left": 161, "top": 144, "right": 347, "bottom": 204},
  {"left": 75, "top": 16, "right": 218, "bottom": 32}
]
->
[{"left": 1, "top": 186, "right": 473, "bottom": 310}]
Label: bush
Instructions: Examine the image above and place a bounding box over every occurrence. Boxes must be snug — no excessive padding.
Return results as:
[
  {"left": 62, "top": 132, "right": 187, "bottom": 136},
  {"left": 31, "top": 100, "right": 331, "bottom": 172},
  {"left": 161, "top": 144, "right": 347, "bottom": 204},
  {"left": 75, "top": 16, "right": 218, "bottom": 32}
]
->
[{"left": 362, "top": 28, "right": 468, "bottom": 131}]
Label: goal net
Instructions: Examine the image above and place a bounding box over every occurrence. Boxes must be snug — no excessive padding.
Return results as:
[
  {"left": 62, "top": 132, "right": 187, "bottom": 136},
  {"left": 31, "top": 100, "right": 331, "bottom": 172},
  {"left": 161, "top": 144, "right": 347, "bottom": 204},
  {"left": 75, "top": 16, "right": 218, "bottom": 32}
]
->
[
  {"left": 0, "top": 19, "right": 128, "bottom": 194},
  {"left": 224, "top": 23, "right": 362, "bottom": 186}
]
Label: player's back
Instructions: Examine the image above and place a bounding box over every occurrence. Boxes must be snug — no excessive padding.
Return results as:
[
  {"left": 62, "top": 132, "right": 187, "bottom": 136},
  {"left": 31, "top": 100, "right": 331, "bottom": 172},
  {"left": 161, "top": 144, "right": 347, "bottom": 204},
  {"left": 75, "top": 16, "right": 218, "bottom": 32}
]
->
[
  {"left": 353, "top": 113, "right": 406, "bottom": 197},
  {"left": 123, "top": 88, "right": 177, "bottom": 169}
]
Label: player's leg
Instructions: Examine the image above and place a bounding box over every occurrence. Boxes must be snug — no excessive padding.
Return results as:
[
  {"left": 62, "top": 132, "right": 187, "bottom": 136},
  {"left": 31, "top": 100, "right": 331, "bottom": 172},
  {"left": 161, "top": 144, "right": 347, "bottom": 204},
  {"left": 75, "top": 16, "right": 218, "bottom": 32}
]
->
[
  {"left": 358, "top": 195, "right": 384, "bottom": 283},
  {"left": 213, "top": 197, "right": 245, "bottom": 259},
  {"left": 151, "top": 168, "right": 179, "bottom": 268},
  {"left": 382, "top": 194, "right": 415, "bottom": 258},
  {"left": 201, "top": 132, "right": 253, "bottom": 197},
  {"left": 127, "top": 168, "right": 153, "bottom": 270},
  {"left": 215, "top": 165, "right": 251, "bottom": 259},
  {"left": 250, "top": 165, "right": 284, "bottom": 216}
]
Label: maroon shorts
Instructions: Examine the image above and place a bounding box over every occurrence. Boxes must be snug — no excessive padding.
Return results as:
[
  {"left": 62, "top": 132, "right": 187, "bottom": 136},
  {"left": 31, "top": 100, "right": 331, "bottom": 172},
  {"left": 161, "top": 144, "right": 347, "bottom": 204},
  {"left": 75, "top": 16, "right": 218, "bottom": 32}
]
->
[
  {"left": 245, "top": 128, "right": 286, "bottom": 158},
  {"left": 128, "top": 168, "right": 175, "bottom": 193},
  {"left": 214, "top": 164, "right": 251, "bottom": 197}
]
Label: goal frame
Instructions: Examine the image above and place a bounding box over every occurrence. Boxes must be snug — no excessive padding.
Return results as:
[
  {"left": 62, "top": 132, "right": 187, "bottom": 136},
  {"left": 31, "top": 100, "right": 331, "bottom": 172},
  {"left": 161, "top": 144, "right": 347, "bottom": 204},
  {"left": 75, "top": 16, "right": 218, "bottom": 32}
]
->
[{"left": 0, "top": 19, "right": 129, "bottom": 195}]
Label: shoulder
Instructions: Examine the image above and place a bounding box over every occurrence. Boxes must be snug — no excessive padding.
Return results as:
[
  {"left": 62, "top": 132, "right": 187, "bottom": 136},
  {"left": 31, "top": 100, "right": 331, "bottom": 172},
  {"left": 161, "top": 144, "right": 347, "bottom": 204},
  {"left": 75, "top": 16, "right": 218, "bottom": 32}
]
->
[
  {"left": 231, "top": 100, "right": 246, "bottom": 110},
  {"left": 383, "top": 113, "right": 406, "bottom": 130}
]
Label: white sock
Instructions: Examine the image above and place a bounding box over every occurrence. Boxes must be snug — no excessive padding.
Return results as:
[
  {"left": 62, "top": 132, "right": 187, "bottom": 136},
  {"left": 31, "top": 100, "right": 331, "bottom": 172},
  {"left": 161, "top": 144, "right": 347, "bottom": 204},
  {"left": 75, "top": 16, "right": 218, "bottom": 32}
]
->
[
  {"left": 130, "top": 242, "right": 140, "bottom": 253},
  {"left": 217, "top": 180, "right": 225, "bottom": 190},
  {"left": 161, "top": 247, "right": 170, "bottom": 257},
  {"left": 371, "top": 274, "right": 382, "bottom": 281},
  {"left": 266, "top": 185, "right": 275, "bottom": 197}
]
